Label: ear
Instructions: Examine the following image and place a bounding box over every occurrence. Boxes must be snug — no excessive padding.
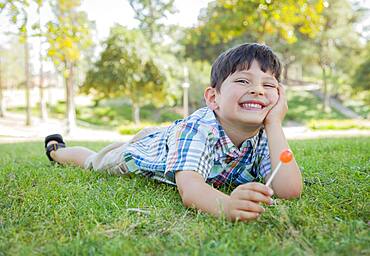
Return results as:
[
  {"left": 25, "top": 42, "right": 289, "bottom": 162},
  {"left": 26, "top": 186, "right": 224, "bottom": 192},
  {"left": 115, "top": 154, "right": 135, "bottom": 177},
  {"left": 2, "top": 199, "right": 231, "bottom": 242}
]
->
[{"left": 204, "top": 87, "right": 219, "bottom": 110}]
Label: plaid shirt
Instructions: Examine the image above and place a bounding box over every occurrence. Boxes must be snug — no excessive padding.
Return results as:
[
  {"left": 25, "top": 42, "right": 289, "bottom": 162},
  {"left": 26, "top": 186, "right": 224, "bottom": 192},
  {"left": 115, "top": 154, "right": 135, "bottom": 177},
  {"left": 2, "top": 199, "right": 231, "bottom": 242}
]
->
[{"left": 123, "top": 107, "right": 271, "bottom": 187}]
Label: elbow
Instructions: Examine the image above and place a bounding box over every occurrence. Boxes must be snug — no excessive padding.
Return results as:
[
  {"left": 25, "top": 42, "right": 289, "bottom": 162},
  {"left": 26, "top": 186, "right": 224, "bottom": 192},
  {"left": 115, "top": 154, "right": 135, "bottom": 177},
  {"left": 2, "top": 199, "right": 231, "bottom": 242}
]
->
[
  {"left": 178, "top": 186, "right": 194, "bottom": 208},
  {"left": 275, "top": 182, "right": 303, "bottom": 200}
]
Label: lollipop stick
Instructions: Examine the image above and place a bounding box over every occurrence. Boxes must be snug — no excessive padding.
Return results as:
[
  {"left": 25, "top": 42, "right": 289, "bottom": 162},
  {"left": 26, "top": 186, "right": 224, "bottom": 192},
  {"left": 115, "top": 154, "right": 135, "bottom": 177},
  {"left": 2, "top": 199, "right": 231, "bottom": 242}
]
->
[
  {"left": 265, "top": 161, "right": 282, "bottom": 187},
  {"left": 265, "top": 149, "right": 293, "bottom": 187}
]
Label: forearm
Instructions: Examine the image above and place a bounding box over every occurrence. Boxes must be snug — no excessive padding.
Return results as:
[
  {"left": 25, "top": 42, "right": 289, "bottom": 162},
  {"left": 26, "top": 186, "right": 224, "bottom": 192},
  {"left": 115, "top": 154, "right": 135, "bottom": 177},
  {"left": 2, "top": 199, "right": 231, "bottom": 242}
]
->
[
  {"left": 264, "top": 123, "right": 303, "bottom": 198},
  {"left": 179, "top": 179, "right": 230, "bottom": 217}
]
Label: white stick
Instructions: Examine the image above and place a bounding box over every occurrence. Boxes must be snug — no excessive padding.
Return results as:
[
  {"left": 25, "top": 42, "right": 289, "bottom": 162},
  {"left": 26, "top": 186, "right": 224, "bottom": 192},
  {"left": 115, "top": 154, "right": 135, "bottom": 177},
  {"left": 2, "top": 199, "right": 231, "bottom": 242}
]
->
[{"left": 265, "top": 161, "right": 282, "bottom": 187}]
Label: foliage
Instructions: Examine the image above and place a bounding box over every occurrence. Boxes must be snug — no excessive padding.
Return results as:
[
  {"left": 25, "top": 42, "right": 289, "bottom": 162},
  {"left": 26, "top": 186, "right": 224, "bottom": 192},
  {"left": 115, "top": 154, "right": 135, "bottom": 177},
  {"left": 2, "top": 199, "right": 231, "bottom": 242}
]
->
[
  {"left": 285, "top": 89, "right": 346, "bottom": 124},
  {"left": 184, "top": 59, "right": 211, "bottom": 110},
  {"left": 45, "top": 0, "right": 92, "bottom": 73},
  {"left": 0, "top": 137, "right": 369, "bottom": 254},
  {"left": 1, "top": 0, "right": 29, "bottom": 39},
  {"left": 351, "top": 44, "right": 370, "bottom": 101},
  {"left": 183, "top": 0, "right": 324, "bottom": 62},
  {"left": 128, "top": 0, "right": 176, "bottom": 41},
  {"left": 343, "top": 91, "right": 370, "bottom": 118},
  {"left": 82, "top": 25, "right": 180, "bottom": 123},
  {"left": 352, "top": 59, "right": 370, "bottom": 91},
  {"left": 0, "top": 38, "right": 25, "bottom": 89},
  {"left": 1, "top": 0, "right": 34, "bottom": 124},
  {"left": 45, "top": 0, "right": 93, "bottom": 131},
  {"left": 311, "top": 0, "right": 363, "bottom": 111}
]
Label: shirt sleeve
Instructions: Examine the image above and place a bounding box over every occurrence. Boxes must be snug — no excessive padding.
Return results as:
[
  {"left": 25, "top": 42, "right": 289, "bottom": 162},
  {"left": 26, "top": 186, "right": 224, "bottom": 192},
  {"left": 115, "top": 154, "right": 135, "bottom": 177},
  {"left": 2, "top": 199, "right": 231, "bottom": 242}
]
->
[
  {"left": 164, "top": 121, "right": 214, "bottom": 183},
  {"left": 257, "top": 132, "right": 272, "bottom": 180}
]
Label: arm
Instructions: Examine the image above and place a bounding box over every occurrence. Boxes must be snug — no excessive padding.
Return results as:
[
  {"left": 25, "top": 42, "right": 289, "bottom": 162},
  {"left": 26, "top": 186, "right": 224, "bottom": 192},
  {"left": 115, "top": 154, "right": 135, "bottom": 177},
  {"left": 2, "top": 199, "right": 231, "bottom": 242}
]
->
[
  {"left": 264, "top": 123, "right": 303, "bottom": 198},
  {"left": 264, "top": 85, "right": 303, "bottom": 199},
  {"left": 175, "top": 171, "right": 273, "bottom": 221}
]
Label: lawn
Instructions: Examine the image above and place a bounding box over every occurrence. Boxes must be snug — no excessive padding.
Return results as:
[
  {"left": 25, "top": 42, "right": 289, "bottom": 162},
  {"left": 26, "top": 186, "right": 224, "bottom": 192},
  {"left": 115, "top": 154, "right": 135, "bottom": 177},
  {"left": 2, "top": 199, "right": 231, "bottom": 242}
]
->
[
  {"left": 9, "top": 89, "right": 370, "bottom": 133},
  {"left": 0, "top": 138, "right": 369, "bottom": 255}
]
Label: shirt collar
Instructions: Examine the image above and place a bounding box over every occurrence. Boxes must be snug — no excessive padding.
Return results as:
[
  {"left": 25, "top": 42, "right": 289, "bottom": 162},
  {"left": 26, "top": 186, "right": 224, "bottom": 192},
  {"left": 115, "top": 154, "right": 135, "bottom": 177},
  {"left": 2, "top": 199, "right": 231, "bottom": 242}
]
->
[{"left": 206, "top": 108, "right": 262, "bottom": 157}]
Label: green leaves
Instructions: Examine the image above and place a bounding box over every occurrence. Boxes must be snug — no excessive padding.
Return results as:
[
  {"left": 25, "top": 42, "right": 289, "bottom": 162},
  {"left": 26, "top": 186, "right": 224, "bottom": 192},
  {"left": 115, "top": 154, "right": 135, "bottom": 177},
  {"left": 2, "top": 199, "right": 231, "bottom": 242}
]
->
[
  {"left": 129, "top": 0, "right": 176, "bottom": 41},
  {"left": 184, "top": 0, "right": 324, "bottom": 62},
  {"left": 82, "top": 25, "right": 179, "bottom": 122},
  {"left": 45, "top": 0, "right": 92, "bottom": 72}
]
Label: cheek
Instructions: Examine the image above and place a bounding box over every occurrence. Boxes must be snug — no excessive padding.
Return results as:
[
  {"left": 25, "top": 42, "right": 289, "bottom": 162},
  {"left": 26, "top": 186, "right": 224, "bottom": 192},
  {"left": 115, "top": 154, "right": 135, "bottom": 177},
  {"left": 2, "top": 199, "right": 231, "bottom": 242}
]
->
[{"left": 267, "top": 90, "right": 279, "bottom": 105}]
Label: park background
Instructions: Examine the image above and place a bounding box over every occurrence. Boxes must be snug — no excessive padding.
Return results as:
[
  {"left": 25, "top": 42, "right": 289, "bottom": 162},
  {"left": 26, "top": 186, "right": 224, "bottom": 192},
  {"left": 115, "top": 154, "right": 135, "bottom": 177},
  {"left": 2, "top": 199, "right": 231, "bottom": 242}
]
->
[
  {"left": 0, "top": 0, "right": 369, "bottom": 140},
  {"left": 0, "top": 0, "right": 369, "bottom": 255}
]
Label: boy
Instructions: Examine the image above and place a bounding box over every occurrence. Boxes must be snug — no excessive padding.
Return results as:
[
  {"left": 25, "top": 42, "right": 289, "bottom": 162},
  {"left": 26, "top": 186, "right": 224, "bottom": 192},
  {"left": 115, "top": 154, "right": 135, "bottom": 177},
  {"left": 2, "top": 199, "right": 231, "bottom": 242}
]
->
[{"left": 45, "top": 43, "right": 303, "bottom": 222}]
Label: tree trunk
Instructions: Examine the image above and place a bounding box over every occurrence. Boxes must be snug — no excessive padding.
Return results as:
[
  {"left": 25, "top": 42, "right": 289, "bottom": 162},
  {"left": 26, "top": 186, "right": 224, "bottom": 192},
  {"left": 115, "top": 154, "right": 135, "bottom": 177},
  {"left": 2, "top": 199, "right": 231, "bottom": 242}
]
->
[
  {"left": 38, "top": 6, "right": 47, "bottom": 121},
  {"left": 321, "top": 65, "right": 330, "bottom": 113},
  {"left": 283, "top": 63, "right": 289, "bottom": 84},
  {"left": 0, "top": 56, "right": 4, "bottom": 118},
  {"left": 39, "top": 45, "right": 47, "bottom": 120},
  {"left": 24, "top": 36, "right": 31, "bottom": 126},
  {"left": 65, "top": 63, "right": 76, "bottom": 134},
  {"left": 132, "top": 103, "right": 140, "bottom": 125}
]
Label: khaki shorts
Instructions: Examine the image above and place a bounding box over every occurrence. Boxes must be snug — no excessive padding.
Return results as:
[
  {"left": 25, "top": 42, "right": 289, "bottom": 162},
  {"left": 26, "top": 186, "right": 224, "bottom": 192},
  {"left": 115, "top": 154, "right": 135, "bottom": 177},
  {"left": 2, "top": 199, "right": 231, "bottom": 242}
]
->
[{"left": 84, "top": 127, "right": 163, "bottom": 175}]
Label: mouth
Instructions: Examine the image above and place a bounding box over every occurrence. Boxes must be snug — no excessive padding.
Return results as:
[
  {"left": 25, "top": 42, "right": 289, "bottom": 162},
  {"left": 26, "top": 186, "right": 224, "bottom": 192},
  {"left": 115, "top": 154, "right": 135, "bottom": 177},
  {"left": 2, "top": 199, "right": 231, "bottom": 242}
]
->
[{"left": 239, "top": 100, "right": 267, "bottom": 111}]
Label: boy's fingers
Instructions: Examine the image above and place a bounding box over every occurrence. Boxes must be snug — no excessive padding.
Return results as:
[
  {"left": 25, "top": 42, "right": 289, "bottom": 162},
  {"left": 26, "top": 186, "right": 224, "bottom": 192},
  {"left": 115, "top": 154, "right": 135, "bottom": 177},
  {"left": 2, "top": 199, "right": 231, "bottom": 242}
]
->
[
  {"left": 233, "top": 210, "right": 260, "bottom": 222},
  {"left": 236, "top": 200, "right": 265, "bottom": 213},
  {"left": 236, "top": 190, "right": 272, "bottom": 205},
  {"left": 239, "top": 182, "right": 273, "bottom": 196}
]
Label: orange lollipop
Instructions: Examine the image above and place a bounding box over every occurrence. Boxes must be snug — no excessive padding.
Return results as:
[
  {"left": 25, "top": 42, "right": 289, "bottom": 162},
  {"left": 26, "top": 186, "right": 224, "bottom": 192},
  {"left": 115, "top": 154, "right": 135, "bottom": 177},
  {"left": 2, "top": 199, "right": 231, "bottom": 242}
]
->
[
  {"left": 266, "top": 149, "right": 293, "bottom": 187},
  {"left": 280, "top": 149, "right": 293, "bottom": 163}
]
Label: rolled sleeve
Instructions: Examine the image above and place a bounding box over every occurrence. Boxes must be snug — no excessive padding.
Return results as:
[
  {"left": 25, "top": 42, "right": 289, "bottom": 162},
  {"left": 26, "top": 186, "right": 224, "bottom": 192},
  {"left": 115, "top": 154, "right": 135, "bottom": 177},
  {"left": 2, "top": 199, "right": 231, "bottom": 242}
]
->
[
  {"left": 257, "top": 137, "right": 272, "bottom": 179},
  {"left": 165, "top": 121, "right": 214, "bottom": 183}
]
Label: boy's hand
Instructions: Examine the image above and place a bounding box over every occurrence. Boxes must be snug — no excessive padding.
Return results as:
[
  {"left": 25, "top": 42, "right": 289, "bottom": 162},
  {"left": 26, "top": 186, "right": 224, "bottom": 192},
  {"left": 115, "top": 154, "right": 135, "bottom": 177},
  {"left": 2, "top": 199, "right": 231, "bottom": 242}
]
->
[
  {"left": 225, "top": 182, "right": 274, "bottom": 221},
  {"left": 264, "top": 84, "right": 288, "bottom": 126}
]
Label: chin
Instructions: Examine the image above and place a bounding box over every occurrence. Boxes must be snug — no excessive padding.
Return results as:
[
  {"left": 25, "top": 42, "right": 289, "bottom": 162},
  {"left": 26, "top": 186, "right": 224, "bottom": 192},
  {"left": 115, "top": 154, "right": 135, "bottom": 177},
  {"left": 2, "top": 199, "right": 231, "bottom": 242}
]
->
[
  {"left": 236, "top": 119, "right": 264, "bottom": 129},
  {"left": 239, "top": 115, "right": 266, "bottom": 126}
]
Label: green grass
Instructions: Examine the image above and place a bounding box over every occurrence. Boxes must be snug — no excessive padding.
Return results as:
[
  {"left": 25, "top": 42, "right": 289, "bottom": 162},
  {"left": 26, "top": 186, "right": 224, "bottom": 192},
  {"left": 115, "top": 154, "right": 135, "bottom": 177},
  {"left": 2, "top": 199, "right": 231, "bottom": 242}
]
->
[
  {"left": 0, "top": 138, "right": 369, "bottom": 255},
  {"left": 286, "top": 90, "right": 347, "bottom": 124},
  {"left": 308, "top": 119, "right": 370, "bottom": 130},
  {"left": 9, "top": 101, "right": 183, "bottom": 130}
]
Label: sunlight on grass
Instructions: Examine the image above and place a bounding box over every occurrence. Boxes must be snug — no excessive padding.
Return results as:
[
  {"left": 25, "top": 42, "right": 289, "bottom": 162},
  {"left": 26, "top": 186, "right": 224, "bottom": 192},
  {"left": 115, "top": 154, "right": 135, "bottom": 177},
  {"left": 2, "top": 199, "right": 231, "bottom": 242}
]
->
[
  {"left": 286, "top": 90, "right": 346, "bottom": 124},
  {"left": 308, "top": 119, "right": 370, "bottom": 130},
  {"left": 0, "top": 138, "right": 369, "bottom": 254}
]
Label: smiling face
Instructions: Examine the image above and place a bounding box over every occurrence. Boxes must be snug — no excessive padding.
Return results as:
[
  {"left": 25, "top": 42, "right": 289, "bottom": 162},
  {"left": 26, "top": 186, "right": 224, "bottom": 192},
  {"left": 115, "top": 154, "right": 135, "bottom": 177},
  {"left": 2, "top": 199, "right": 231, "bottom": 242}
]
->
[{"left": 205, "top": 59, "right": 279, "bottom": 132}]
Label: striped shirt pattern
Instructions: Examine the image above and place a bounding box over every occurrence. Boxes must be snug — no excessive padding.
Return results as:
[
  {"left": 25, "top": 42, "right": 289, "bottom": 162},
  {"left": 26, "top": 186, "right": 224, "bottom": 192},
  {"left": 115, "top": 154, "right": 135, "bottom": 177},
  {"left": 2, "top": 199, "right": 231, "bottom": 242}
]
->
[{"left": 123, "top": 107, "right": 271, "bottom": 187}]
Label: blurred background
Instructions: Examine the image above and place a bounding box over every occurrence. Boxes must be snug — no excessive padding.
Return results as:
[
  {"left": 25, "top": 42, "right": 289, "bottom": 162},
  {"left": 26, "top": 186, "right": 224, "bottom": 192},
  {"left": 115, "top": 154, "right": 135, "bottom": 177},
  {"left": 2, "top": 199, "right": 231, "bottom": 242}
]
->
[{"left": 0, "top": 0, "right": 369, "bottom": 142}]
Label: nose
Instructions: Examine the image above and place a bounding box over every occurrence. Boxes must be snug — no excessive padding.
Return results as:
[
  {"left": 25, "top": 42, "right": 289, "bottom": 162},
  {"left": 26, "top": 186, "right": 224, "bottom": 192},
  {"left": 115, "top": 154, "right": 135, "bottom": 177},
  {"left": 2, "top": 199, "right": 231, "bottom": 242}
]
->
[{"left": 248, "top": 84, "right": 265, "bottom": 96}]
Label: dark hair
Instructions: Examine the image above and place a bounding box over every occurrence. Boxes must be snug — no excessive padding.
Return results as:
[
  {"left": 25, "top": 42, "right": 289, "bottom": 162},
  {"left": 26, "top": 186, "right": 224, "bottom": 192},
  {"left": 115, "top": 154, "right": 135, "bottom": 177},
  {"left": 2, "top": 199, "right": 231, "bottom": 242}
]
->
[{"left": 210, "top": 43, "right": 282, "bottom": 91}]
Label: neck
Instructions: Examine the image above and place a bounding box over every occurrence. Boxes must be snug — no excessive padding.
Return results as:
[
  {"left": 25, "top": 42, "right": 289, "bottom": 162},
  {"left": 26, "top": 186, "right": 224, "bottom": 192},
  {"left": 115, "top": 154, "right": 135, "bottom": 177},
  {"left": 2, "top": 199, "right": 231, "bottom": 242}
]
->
[{"left": 216, "top": 116, "right": 261, "bottom": 148}]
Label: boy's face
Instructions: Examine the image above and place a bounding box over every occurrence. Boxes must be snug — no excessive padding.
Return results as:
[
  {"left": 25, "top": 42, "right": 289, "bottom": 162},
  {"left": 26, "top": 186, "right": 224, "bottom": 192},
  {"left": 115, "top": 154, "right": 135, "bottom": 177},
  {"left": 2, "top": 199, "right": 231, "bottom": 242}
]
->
[{"left": 207, "top": 59, "right": 279, "bottom": 129}]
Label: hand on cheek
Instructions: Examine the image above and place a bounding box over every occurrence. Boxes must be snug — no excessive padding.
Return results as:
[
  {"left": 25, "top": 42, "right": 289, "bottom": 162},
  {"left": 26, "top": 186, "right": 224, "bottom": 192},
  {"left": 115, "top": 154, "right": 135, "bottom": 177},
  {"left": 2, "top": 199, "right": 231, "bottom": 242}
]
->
[{"left": 264, "top": 85, "right": 288, "bottom": 126}]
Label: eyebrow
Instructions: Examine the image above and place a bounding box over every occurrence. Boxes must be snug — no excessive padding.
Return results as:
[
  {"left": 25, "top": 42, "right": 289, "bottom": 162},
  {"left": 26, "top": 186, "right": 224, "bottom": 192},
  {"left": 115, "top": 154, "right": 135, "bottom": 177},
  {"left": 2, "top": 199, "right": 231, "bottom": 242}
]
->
[{"left": 235, "top": 71, "right": 278, "bottom": 83}]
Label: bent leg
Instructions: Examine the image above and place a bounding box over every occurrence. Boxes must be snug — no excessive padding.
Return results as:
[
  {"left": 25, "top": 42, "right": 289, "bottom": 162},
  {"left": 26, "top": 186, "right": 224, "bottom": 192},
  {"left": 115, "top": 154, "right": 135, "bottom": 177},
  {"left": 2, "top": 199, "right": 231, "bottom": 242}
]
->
[{"left": 49, "top": 143, "right": 95, "bottom": 168}]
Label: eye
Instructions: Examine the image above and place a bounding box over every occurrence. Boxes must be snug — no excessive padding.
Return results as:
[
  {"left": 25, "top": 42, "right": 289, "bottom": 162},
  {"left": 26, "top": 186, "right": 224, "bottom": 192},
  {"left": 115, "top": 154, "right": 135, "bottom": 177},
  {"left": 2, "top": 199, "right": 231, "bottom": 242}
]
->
[
  {"left": 263, "top": 84, "right": 277, "bottom": 88},
  {"left": 235, "top": 79, "right": 250, "bottom": 85}
]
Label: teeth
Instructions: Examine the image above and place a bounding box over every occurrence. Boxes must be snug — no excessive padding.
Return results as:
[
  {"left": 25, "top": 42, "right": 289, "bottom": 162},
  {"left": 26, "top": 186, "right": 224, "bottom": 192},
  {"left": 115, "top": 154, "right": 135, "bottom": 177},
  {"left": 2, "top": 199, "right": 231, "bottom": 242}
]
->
[{"left": 242, "top": 103, "right": 263, "bottom": 109}]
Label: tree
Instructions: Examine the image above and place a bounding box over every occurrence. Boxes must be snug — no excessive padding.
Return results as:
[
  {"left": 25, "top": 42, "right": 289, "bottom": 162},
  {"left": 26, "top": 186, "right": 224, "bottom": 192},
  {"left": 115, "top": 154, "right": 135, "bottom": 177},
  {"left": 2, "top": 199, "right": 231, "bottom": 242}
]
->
[
  {"left": 183, "top": 59, "right": 211, "bottom": 111},
  {"left": 128, "top": 0, "right": 176, "bottom": 42},
  {"left": 0, "top": 55, "right": 4, "bottom": 117},
  {"left": 183, "top": 0, "right": 324, "bottom": 62},
  {"left": 0, "top": 39, "right": 27, "bottom": 117},
  {"left": 82, "top": 25, "right": 177, "bottom": 124},
  {"left": 46, "top": 0, "right": 92, "bottom": 133},
  {"left": 352, "top": 43, "right": 370, "bottom": 104},
  {"left": 1, "top": 0, "right": 32, "bottom": 125},
  {"left": 33, "top": 0, "right": 48, "bottom": 120},
  {"left": 305, "top": 0, "right": 363, "bottom": 112}
]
